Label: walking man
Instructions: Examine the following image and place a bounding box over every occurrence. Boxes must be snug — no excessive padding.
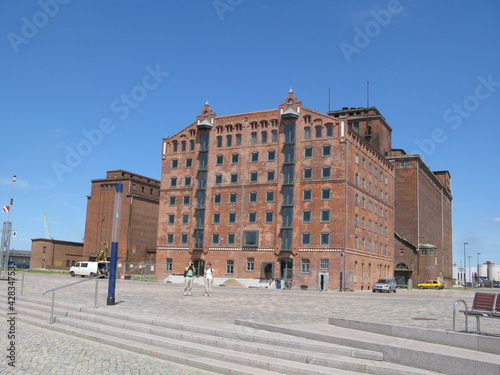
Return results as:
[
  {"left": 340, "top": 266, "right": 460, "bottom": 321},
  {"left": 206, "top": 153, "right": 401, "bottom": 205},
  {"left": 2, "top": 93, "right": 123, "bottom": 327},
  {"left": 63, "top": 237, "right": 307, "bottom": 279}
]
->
[{"left": 184, "top": 261, "right": 195, "bottom": 296}]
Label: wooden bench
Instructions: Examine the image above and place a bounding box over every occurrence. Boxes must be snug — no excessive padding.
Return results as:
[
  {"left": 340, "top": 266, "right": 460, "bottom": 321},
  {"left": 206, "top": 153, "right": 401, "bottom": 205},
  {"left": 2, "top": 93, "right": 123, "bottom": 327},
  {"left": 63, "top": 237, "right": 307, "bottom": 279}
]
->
[{"left": 453, "top": 292, "right": 500, "bottom": 333}]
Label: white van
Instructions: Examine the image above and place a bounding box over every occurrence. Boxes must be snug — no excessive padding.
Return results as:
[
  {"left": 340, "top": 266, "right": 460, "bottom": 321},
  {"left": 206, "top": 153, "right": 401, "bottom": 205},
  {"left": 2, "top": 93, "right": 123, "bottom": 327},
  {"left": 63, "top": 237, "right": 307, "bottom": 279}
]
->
[{"left": 69, "top": 261, "right": 109, "bottom": 277}]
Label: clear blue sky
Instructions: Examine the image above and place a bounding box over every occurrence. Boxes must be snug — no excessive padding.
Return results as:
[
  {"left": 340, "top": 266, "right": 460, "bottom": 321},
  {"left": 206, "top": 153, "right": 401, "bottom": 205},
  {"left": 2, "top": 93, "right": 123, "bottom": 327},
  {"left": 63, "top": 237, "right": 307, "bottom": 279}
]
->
[{"left": 1, "top": 0, "right": 499, "bottom": 267}]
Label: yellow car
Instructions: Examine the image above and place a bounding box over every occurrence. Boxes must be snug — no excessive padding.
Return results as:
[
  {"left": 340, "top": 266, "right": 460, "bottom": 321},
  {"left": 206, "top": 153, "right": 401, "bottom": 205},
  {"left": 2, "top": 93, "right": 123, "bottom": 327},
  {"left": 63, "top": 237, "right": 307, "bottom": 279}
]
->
[{"left": 417, "top": 280, "right": 444, "bottom": 289}]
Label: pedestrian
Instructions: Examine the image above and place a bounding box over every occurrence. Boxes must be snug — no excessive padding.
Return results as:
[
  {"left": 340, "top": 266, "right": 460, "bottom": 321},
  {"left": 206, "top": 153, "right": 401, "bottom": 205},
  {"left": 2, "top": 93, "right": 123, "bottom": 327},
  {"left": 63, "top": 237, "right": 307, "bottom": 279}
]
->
[
  {"left": 204, "top": 262, "right": 214, "bottom": 296},
  {"left": 184, "top": 261, "right": 195, "bottom": 296}
]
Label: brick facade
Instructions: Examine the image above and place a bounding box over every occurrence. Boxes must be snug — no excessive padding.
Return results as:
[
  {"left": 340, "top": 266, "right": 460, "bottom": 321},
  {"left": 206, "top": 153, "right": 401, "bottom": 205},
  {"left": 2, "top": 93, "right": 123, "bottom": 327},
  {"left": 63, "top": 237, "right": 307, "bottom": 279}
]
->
[
  {"left": 31, "top": 238, "right": 83, "bottom": 269},
  {"left": 388, "top": 150, "right": 453, "bottom": 287},
  {"left": 156, "top": 92, "right": 396, "bottom": 290},
  {"left": 83, "top": 170, "right": 160, "bottom": 273}
]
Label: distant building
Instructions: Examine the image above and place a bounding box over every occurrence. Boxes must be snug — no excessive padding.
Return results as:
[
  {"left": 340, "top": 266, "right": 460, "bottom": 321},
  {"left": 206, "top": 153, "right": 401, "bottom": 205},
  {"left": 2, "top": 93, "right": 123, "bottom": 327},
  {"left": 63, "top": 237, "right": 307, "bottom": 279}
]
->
[
  {"left": 83, "top": 170, "right": 160, "bottom": 275},
  {"left": 7, "top": 250, "right": 31, "bottom": 268},
  {"left": 156, "top": 92, "right": 396, "bottom": 290},
  {"left": 30, "top": 239, "right": 83, "bottom": 269},
  {"left": 388, "top": 150, "right": 453, "bottom": 287}
]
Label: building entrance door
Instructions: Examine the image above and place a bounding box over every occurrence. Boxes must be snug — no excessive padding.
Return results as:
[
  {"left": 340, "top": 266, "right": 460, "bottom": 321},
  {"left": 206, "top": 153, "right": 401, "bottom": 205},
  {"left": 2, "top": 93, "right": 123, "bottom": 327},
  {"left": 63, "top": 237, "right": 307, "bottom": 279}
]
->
[
  {"left": 280, "top": 258, "right": 293, "bottom": 281},
  {"left": 318, "top": 272, "right": 329, "bottom": 291},
  {"left": 261, "top": 262, "right": 273, "bottom": 279},
  {"left": 193, "top": 259, "right": 205, "bottom": 276}
]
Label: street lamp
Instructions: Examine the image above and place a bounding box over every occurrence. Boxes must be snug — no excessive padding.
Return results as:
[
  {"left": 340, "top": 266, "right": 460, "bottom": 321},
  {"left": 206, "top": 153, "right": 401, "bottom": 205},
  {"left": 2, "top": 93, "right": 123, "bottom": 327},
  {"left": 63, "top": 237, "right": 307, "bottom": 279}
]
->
[
  {"left": 463, "top": 243, "right": 468, "bottom": 289},
  {"left": 477, "top": 252, "right": 481, "bottom": 282}
]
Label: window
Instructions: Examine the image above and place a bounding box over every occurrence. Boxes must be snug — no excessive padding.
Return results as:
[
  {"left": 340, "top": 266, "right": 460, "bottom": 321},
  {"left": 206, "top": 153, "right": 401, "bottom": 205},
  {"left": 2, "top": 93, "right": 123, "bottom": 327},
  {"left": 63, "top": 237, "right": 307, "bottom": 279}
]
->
[
  {"left": 355, "top": 153, "right": 359, "bottom": 164},
  {"left": 230, "top": 173, "right": 238, "bottom": 184},
  {"left": 168, "top": 214, "right": 175, "bottom": 225},
  {"left": 183, "top": 195, "right": 190, "bottom": 205},
  {"left": 320, "top": 259, "right": 329, "bottom": 269},
  {"left": 213, "top": 212, "right": 220, "bottom": 224},
  {"left": 304, "top": 126, "right": 311, "bottom": 140},
  {"left": 169, "top": 196, "right": 176, "bottom": 206},
  {"left": 285, "top": 123, "right": 295, "bottom": 142},
  {"left": 217, "top": 136, "right": 222, "bottom": 148},
  {"left": 302, "top": 210, "right": 311, "bottom": 223},
  {"left": 231, "top": 153, "right": 239, "bottom": 164},
  {"left": 265, "top": 211, "right": 273, "bottom": 223},
  {"left": 170, "top": 177, "right": 177, "bottom": 187},
  {"left": 322, "top": 167, "right": 331, "bottom": 178},
  {"left": 251, "top": 132, "right": 257, "bottom": 145},
  {"left": 325, "top": 123, "right": 333, "bottom": 137},
  {"left": 266, "top": 191, "right": 274, "bottom": 202},
  {"left": 236, "top": 133, "right": 242, "bottom": 146},
  {"left": 303, "top": 168, "right": 312, "bottom": 179},
  {"left": 182, "top": 213, "right": 189, "bottom": 225},
  {"left": 226, "top": 260, "right": 234, "bottom": 274},
  {"left": 354, "top": 214, "right": 359, "bottom": 227},
  {"left": 304, "top": 147, "right": 313, "bottom": 158},
  {"left": 321, "top": 233, "right": 330, "bottom": 246},
  {"left": 212, "top": 233, "right": 219, "bottom": 245},
  {"left": 181, "top": 233, "right": 188, "bottom": 245},
  {"left": 184, "top": 176, "right": 191, "bottom": 186},
  {"left": 251, "top": 152, "right": 259, "bottom": 162},
  {"left": 301, "top": 259, "right": 310, "bottom": 273},
  {"left": 167, "top": 233, "right": 174, "bottom": 244},
  {"left": 171, "top": 159, "right": 178, "bottom": 169},
  {"left": 322, "top": 144, "right": 331, "bottom": 156},
  {"left": 302, "top": 233, "right": 311, "bottom": 245},
  {"left": 243, "top": 231, "right": 258, "bottom": 247},
  {"left": 250, "top": 171, "right": 258, "bottom": 182},
  {"left": 399, "top": 249, "right": 404, "bottom": 256},
  {"left": 249, "top": 191, "right": 257, "bottom": 203},
  {"left": 267, "top": 150, "right": 276, "bottom": 161},
  {"left": 214, "top": 194, "right": 221, "bottom": 204},
  {"left": 283, "top": 186, "right": 293, "bottom": 205},
  {"left": 226, "top": 134, "right": 232, "bottom": 147},
  {"left": 355, "top": 173, "right": 359, "bottom": 185},
  {"left": 216, "top": 154, "right": 223, "bottom": 165},
  {"left": 271, "top": 129, "right": 278, "bottom": 143},
  {"left": 321, "top": 210, "right": 330, "bottom": 222},
  {"left": 228, "top": 212, "right": 236, "bottom": 224},
  {"left": 181, "top": 141, "right": 186, "bottom": 152},
  {"left": 354, "top": 194, "right": 359, "bottom": 206},
  {"left": 246, "top": 257, "right": 255, "bottom": 271},
  {"left": 303, "top": 189, "right": 312, "bottom": 201},
  {"left": 165, "top": 258, "right": 173, "bottom": 272},
  {"left": 267, "top": 170, "right": 275, "bottom": 181},
  {"left": 261, "top": 131, "right": 267, "bottom": 144},
  {"left": 248, "top": 211, "right": 256, "bottom": 223},
  {"left": 185, "top": 158, "right": 193, "bottom": 168},
  {"left": 315, "top": 125, "right": 322, "bottom": 138},
  {"left": 215, "top": 174, "right": 222, "bottom": 185},
  {"left": 190, "top": 139, "right": 195, "bottom": 151},
  {"left": 228, "top": 233, "right": 235, "bottom": 245},
  {"left": 229, "top": 192, "right": 237, "bottom": 204}
]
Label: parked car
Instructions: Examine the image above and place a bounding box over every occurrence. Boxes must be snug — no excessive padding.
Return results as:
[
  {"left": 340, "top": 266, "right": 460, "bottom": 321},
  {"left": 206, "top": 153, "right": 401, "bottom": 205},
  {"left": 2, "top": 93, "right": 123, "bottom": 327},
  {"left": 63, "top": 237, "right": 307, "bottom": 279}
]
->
[
  {"left": 417, "top": 280, "right": 444, "bottom": 289},
  {"left": 372, "top": 278, "right": 397, "bottom": 293},
  {"left": 493, "top": 283, "right": 500, "bottom": 288},
  {"left": 16, "top": 263, "right": 29, "bottom": 269}
]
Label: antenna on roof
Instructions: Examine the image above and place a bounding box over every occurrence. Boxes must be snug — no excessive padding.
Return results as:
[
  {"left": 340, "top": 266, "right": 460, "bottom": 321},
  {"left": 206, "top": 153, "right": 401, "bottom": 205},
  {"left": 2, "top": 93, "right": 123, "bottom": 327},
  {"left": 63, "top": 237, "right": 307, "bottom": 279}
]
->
[
  {"left": 366, "top": 81, "right": 370, "bottom": 108},
  {"left": 328, "top": 88, "right": 331, "bottom": 113}
]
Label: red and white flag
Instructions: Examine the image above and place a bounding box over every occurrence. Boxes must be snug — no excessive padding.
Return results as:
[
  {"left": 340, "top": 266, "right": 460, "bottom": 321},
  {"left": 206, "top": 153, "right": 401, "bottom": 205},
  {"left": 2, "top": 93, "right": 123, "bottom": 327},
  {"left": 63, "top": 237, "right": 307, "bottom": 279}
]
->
[{"left": 2, "top": 206, "right": 10, "bottom": 213}]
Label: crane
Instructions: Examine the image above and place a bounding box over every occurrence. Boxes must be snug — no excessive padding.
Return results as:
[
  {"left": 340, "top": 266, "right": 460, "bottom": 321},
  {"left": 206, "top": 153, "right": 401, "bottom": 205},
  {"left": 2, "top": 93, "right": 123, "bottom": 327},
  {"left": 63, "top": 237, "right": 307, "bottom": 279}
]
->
[{"left": 43, "top": 213, "right": 53, "bottom": 240}]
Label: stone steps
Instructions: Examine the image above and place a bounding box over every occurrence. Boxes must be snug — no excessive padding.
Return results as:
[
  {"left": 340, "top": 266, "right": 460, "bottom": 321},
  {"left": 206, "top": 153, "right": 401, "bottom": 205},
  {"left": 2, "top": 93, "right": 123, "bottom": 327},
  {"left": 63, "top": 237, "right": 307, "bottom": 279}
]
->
[
  {"left": 4, "top": 294, "right": 446, "bottom": 375},
  {"left": 235, "top": 320, "right": 500, "bottom": 375}
]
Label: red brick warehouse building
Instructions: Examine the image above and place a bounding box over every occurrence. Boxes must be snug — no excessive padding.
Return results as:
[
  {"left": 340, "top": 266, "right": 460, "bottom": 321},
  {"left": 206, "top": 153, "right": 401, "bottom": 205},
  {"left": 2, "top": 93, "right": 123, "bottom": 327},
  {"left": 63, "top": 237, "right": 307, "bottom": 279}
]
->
[
  {"left": 83, "top": 170, "right": 160, "bottom": 275},
  {"left": 156, "top": 91, "right": 396, "bottom": 290}
]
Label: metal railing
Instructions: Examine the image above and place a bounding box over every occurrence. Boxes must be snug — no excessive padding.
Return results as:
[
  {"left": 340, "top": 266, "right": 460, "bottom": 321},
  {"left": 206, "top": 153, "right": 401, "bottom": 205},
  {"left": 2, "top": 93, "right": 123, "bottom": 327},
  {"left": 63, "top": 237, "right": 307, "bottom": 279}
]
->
[
  {"left": 452, "top": 299, "right": 468, "bottom": 332},
  {"left": 43, "top": 274, "right": 104, "bottom": 324}
]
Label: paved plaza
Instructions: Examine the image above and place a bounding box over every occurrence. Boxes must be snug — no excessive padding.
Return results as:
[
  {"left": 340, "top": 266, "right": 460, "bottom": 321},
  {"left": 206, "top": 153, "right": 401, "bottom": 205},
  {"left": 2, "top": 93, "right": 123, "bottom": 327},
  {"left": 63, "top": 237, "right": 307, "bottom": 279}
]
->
[{"left": 2, "top": 272, "right": 500, "bottom": 374}]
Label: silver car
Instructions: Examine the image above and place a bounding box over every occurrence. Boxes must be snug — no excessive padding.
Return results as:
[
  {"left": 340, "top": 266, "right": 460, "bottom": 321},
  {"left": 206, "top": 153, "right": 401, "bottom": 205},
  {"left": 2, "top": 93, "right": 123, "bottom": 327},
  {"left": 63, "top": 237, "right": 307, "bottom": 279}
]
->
[{"left": 372, "top": 278, "right": 397, "bottom": 293}]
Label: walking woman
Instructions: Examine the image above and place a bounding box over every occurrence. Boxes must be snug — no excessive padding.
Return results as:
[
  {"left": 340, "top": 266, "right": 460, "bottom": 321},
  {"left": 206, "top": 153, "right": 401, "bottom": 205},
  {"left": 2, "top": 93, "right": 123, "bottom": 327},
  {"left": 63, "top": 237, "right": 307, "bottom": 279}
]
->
[{"left": 204, "top": 262, "right": 214, "bottom": 296}]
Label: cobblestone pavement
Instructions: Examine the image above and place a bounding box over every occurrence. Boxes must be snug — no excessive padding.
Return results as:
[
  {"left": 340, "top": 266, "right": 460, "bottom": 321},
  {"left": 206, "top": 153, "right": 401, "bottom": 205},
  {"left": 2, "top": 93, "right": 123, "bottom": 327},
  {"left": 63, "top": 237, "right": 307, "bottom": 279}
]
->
[{"left": 2, "top": 272, "right": 500, "bottom": 373}]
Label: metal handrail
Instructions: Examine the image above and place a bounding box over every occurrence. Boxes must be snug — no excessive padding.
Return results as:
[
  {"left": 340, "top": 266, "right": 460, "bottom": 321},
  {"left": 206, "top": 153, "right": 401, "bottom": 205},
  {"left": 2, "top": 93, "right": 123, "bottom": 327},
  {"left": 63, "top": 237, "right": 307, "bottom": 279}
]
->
[
  {"left": 16, "top": 268, "right": 32, "bottom": 296},
  {"left": 453, "top": 299, "right": 468, "bottom": 332},
  {"left": 43, "top": 274, "right": 104, "bottom": 324}
]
